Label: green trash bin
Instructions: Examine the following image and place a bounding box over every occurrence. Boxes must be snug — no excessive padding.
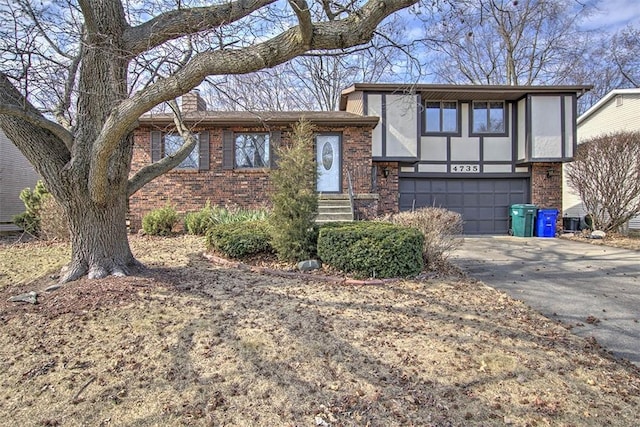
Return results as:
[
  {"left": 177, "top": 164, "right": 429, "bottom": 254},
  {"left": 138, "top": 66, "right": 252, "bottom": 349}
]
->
[{"left": 510, "top": 204, "right": 537, "bottom": 237}]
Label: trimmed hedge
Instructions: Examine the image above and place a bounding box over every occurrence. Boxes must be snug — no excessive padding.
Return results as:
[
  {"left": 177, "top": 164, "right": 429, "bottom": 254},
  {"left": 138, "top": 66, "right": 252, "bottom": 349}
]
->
[
  {"left": 205, "top": 220, "right": 272, "bottom": 258},
  {"left": 317, "top": 222, "right": 424, "bottom": 279}
]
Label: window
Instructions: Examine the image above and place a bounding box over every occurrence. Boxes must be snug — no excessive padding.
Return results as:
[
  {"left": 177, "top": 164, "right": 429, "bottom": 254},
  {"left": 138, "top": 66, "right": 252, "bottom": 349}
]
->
[
  {"left": 164, "top": 133, "right": 199, "bottom": 169},
  {"left": 234, "top": 133, "right": 270, "bottom": 169},
  {"left": 472, "top": 101, "right": 505, "bottom": 134},
  {"left": 424, "top": 101, "right": 458, "bottom": 133},
  {"left": 150, "top": 131, "right": 209, "bottom": 171}
]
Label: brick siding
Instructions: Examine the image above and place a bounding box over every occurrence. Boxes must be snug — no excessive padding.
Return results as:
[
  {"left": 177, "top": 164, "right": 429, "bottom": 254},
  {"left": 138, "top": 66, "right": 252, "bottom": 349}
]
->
[
  {"left": 129, "top": 123, "right": 375, "bottom": 230},
  {"left": 374, "top": 162, "right": 399, "bottom": 216},
  {"left": 530, "top": 162, "right": 563, "bottom": 229}
]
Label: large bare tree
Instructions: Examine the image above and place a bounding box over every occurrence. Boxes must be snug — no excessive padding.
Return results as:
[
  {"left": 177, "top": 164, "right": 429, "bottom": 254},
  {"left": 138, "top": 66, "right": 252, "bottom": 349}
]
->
[{"left": 0, "top": 0, "right": 417, "bottom": 283}]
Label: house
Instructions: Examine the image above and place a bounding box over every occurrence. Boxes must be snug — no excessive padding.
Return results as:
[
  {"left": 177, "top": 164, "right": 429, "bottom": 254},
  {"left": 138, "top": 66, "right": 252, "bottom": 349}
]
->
[
  {"left": 129, "top": 93, "right": 380, "bottom": 230},
  {"left": 562, "top": 88, "right": 640, "bottom": 230},
  {"left": 129, "top": 84, "right": 591, "bottom": 234},
  {"left": 339, "top": 84, "right": 590, "bottom": 233},
  {"left": 0, "top": 129, "right": 41, "bottom": 232}
]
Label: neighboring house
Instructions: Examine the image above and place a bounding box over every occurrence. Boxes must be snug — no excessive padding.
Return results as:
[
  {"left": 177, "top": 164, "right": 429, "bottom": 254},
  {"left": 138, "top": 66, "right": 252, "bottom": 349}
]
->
[
  {"left": 130, "top": 84, "right": 590, "bottom": 234},
  {"left": 0, "top": 129, "right": 41, "bottom": 232},
  {"left": 563, "top": 88, "right": 640, "bottom": 230}
]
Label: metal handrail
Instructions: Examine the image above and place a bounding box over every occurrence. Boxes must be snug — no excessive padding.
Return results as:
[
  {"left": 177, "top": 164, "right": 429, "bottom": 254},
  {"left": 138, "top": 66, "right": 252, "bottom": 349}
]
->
[{"left": 346, "top": 170, "right": 355, "bottom": 220}]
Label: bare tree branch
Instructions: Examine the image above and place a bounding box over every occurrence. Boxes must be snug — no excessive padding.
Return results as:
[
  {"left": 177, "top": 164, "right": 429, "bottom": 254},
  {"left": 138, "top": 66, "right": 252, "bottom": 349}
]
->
[
  {"left": 123, "top": 0, "right": 277, "bottom": 55},
  {"left": 127, "top": 99, "right": 199, "bottom": 196}
]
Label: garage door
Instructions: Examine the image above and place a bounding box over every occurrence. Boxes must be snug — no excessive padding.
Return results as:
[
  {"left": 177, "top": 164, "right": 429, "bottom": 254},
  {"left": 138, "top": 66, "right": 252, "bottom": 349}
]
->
[{"left": 399, "top": 178, "right": 530, "bottom": 234}]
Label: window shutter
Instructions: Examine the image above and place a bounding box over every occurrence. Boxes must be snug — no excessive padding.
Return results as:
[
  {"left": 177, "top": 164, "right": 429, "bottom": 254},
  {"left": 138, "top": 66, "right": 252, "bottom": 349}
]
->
[
  {"left": 222, "top": 130, "right": 234, "bottom": 170},
  {"left": 270, "top": 130, "right": 281, "bottom": 169},
  {"left": 198, "top": 131, "right": 210, "bottom": 171},
  {"left": 151, "top": 131, "right": 162, "bottom": 163}
]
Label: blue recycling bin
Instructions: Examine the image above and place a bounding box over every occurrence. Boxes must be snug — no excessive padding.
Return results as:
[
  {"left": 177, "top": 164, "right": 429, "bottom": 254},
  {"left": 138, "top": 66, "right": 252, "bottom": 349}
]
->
[{"left": 536, "top": 208, "right": 559, "bottom": 237}]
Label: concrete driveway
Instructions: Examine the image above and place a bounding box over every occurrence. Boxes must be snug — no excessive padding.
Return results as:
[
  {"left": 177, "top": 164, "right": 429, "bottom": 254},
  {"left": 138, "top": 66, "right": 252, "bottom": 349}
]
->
[{"left": 450, "top": 236, "right": 640, "bottom": 366}]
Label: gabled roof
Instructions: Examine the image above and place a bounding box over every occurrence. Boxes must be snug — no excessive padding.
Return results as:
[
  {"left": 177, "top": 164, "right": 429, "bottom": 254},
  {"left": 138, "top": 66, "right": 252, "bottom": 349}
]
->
[
  {"left": 138, "top": 110, "right": 379, "bottom": 127},
  {"left": 577, "top": 88, "right": 640, "bottom": 125},
  {"left": 340, "top": 83, "right": 593, "bottom": 110}
]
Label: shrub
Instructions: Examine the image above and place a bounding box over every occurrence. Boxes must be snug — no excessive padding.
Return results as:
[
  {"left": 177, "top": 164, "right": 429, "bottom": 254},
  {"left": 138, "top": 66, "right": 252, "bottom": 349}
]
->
[
  {"left": 205, "top": 220, "right": 272, "bottom": 258},
  {"left": 142, "top": 204, "right": 179, "bottom": 236},
  {"left": 40, "top": 196, "right": 70, "bottom": 241},
  {"left": 268, "top": 119, "right": 319, "bottom": 262},
  {"left": 317, "top": 222, "right": 423, "bottom": 279},
  {"left": 566, "top": 131, "right": 640, "bottom": 232},
  {"left": 12, "top": 180, "right": 49, "bottom": 235},
  {"left": 385, "top": 207, "right": 463, "bottom": 268},
  {"left": 184, "top": 202, "right": 215, "bottom": 235}
]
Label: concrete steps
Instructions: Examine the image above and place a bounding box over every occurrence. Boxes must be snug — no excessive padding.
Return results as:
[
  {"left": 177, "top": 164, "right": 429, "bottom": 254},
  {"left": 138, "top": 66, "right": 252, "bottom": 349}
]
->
[{"left": 316, "top": 194, "right": 353, "bottom": 223}]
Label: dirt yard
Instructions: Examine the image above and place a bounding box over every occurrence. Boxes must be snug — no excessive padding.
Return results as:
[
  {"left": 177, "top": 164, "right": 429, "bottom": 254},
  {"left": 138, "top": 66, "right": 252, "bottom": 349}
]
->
[{"left": 1, "top": 234, "right": 639, "bottom": 426}]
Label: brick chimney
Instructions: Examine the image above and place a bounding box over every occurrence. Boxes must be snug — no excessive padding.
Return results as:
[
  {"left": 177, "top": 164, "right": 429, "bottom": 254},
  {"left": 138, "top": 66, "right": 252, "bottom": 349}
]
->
[{"left": 181, "top": 90, "right": 207, "bottom": 112}]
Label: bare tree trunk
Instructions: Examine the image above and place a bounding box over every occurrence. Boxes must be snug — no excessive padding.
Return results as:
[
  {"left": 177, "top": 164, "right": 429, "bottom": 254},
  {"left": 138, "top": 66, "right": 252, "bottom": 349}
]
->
[{"left": 60, "top": 188, "right": 140, "bottom": 282}]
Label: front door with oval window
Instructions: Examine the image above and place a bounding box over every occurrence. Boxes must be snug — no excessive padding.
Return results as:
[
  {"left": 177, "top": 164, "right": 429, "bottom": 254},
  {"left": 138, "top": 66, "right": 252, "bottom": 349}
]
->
[{"left": 316, "top": 134, "right": 341, "bottom": 192}]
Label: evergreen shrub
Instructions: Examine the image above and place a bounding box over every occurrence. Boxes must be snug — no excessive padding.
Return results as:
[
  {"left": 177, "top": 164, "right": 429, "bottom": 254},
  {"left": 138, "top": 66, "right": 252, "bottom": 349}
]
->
[
  {"left": 268, "top": 119, "right": 318, "bottom": 262},
  {"left": 12, "top": 180, "right": 49, "bottom": 235},
  {"left": 317, "top": 222, "right": 424, "bottom": 279},
  {"left": 205, "top": 220, "right": 272, "bottom": 258},
  {"left": 184, "top": 202, "right": 214, "bottom": 235},
  {"left": 142, "top": 204, "right": 179, "bottom": 236}
]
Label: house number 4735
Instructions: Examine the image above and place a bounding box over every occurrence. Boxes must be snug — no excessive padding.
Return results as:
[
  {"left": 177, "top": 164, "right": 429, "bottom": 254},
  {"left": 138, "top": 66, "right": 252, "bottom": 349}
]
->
[{"left": 451, "top": 164, "right": 479, "bottom": 173}]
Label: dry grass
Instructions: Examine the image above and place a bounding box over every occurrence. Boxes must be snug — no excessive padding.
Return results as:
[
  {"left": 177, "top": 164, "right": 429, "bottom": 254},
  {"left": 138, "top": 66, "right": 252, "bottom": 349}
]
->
[
  {"left": 559, "top": 231, "right": 640, "bottom": 251},
  {"left": 0, "top": 234, "right": 639, "bottom": 426}
]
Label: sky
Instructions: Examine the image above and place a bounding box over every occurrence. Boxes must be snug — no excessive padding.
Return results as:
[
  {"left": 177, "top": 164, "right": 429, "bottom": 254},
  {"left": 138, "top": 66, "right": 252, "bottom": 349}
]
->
[{"left": 580, "top": 0, "right": 640, "bottom": 31}]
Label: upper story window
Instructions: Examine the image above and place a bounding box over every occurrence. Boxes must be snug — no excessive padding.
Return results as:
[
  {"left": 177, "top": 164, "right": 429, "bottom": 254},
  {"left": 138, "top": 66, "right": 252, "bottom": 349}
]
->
[
  {"left": 234, "top": 133, "right": 270, "bottom": 169},
  {"left": 472, "top": 101, "right": 505, "bottom": 134},
  {"left": 424, "top": 101, "right": 458, "bottom": 134},
  {"left": 164, "top": 133, "right": 199, "bottom": 169}
]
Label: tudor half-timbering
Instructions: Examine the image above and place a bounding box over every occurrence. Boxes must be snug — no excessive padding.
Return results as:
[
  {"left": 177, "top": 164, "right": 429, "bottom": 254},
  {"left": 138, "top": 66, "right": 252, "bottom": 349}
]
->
[{"left": 340, "top": 84, "right": 592, "bottom": 234}]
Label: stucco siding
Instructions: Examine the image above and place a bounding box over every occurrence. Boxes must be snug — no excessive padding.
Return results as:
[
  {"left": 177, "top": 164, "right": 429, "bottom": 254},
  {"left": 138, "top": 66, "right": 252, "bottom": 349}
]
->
[
  {"left": 384, "top": 94, "right": 418, "bottom": 158},
  {"left": 0, "top": 130, "right": 41, "bottom": 231},
  {"left": 531, "top": 96, "right": 563, "bottom": 158},
  {"left": 366, "top": 94, "right": 383, "bottom": 157}
]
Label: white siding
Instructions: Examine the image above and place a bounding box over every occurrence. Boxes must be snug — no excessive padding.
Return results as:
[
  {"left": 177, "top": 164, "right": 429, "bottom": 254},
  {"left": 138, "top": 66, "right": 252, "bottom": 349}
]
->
[
  {"left": 0, "top": 130, "right": 41, "bottom": 231},
  {"left": 579, "top": 93, "right": 640, "bottom": 139},
  {"left": 385, "top": 94, "right": 418, "bottom": 158}
]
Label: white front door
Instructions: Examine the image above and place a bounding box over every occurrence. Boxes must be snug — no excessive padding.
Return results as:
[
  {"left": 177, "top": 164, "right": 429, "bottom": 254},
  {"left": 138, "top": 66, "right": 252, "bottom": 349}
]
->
[{"left": 316, "top": 134, "right": 341, "bottom": 192}]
